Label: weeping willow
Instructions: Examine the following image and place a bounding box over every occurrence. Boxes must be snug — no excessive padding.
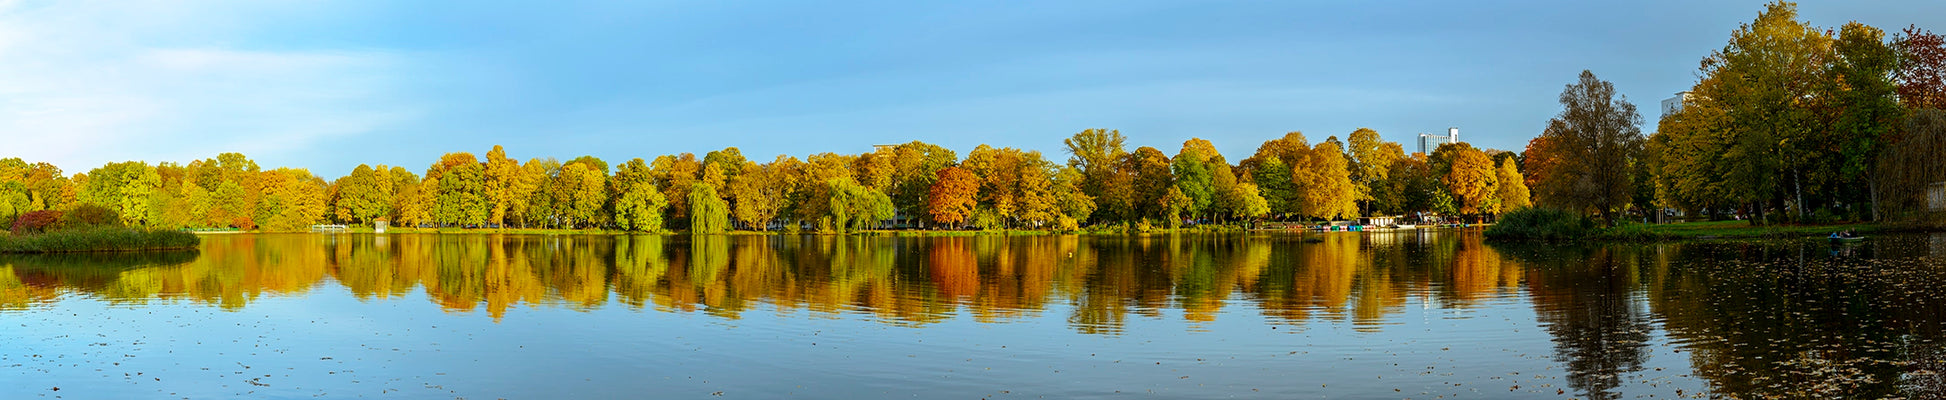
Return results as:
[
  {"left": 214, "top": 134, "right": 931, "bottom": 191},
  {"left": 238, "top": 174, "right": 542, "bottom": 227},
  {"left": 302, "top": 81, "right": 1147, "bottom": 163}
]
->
[{"left": 1875, "top": 109, "right": 1946, "bottom": 224}]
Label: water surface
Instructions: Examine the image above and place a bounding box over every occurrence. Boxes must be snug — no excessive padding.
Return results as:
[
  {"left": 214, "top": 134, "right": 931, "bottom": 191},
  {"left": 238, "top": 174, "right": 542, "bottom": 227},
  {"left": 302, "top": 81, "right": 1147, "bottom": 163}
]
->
[{"left": 4, "top": 231, "right": 1945, "bottom": 399}]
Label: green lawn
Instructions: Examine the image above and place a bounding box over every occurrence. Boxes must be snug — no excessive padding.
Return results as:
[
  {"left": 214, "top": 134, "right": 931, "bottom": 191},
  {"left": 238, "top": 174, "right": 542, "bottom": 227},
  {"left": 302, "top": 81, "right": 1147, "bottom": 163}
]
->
[{"left": 1603, "top": 220, "right": 1879, "bottom": 240}]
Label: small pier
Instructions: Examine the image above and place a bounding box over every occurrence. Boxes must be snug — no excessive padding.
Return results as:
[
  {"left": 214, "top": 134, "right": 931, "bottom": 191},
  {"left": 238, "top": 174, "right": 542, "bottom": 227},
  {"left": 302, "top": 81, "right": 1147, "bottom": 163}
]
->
[{"left": 310, "top": 224, "right": 349, "bottom": 233}]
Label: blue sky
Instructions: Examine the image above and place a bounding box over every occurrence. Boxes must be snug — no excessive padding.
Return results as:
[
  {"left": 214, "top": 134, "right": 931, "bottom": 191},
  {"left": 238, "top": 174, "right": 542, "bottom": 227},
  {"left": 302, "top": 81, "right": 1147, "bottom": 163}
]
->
[{"left": 4, "top": 1, "right": 1944, "bottom": 177}]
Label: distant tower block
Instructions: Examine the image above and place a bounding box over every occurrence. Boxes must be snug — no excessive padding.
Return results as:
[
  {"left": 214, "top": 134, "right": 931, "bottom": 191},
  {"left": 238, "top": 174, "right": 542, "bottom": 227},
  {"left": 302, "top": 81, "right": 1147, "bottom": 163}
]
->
[
  {"left": 1418, "top": 127, "right": 1459, "bottom": 155},
  {"left": 1661, "top": 91, "right": 1691, "bottom": 117}
]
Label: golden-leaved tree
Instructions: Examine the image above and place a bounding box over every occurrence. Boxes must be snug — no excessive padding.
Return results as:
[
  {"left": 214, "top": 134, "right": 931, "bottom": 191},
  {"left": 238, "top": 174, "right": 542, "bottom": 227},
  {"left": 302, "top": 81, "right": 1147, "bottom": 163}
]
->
[
  {"left": 1300, "top": 139, "right": 1357, "bottom": 220},
  {"left": 1495, "top": 157, "right": 1531, "bottom": 211},
  {"left": 1438, "top": 143, "right": 1498, "bottom": 219}
]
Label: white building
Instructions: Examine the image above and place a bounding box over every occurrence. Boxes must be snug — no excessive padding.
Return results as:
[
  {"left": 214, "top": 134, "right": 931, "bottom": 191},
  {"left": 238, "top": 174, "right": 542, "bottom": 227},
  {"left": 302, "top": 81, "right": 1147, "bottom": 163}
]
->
[
  {"left": 1661, "top": 91, "right": 1690, "bottom": 117},
  {"left": 1418, "top": 127, "right": 1459, "bottom": 155}
]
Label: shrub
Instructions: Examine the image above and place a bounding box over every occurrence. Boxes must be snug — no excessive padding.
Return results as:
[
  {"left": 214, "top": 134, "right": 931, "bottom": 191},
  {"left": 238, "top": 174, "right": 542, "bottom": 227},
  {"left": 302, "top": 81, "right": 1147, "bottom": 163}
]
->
[
  {"left": 1053, "top": 216, "right": 1081, "bottom": 232},
  {"left": 58, "top": 205, "right": 121, "bottom": 230},
  {"left": 10, "top": 210, "right": 63, "bottom": 234},
  {"left": 1484, "top": 208, "right": 1598, "bottom": 240}
]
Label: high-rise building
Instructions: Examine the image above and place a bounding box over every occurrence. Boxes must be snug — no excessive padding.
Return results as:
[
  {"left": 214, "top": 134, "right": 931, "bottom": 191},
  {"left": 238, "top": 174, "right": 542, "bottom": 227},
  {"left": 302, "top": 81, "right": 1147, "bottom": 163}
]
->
[
  {"left": 1418, "top": 127, "right": 1459, "bottom": 155},
  {"left": 1661, "top": 91, "right": 1691, "bottom": 117}
]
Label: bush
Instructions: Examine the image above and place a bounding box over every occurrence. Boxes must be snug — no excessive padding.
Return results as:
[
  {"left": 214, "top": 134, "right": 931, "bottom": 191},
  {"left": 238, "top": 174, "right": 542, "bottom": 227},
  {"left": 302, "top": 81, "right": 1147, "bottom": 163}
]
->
[
  {"left": 10, "top": 209, "right": 63, "bottom": 234},
  {"left": 59, "top": 205, "right": 121, "bottom": 230},
  {"left": 1484, "top": 208, "right": 1598, "bottom": 240}
]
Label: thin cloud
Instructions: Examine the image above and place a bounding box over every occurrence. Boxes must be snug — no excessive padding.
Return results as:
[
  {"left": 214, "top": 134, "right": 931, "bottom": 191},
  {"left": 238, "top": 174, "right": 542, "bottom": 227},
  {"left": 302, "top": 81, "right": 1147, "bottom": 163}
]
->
[{"left": 0, "top": 1, "right": 417, "bottom": 171}]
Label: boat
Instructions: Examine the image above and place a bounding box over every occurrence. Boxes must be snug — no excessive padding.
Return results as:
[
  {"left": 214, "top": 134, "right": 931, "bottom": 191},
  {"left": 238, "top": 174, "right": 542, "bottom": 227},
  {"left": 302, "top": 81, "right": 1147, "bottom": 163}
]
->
[{"left": 1829, "top": 235, "right": 1866, "bottom": 243}]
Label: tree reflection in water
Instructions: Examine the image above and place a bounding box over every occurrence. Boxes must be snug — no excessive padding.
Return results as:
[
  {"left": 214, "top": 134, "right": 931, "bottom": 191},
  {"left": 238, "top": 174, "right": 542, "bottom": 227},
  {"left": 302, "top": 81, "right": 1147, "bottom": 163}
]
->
[{"left": 7, "top": 231, "right": 1946, "bottom": 397}]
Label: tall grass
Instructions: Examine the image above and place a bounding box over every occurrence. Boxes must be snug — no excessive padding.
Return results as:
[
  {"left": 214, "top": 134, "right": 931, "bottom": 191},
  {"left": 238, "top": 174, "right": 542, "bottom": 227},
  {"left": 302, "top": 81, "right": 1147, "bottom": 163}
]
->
[{"left": 0, "top": 226, "right": 202, "bottom": 253}]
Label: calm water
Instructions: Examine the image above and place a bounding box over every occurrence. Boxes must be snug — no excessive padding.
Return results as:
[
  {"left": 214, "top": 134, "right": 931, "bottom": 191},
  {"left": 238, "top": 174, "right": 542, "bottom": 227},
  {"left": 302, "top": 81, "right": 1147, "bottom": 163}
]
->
[{"left": 4, "top": 231, "right": 1946, "bottom": 399}]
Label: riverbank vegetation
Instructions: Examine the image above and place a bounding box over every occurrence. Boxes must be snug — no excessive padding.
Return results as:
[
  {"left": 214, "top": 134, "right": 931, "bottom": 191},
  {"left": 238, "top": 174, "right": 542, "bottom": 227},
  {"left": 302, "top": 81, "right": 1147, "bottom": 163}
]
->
[
  {"left": 0, "top": 3, "right": 1940, "bottom": 237},
  {"left": 2, "top": 205, "right": 200, "bottom": 253},
  {"left": 1487, "top": 208, "right": 1882, "bottom": 241}
]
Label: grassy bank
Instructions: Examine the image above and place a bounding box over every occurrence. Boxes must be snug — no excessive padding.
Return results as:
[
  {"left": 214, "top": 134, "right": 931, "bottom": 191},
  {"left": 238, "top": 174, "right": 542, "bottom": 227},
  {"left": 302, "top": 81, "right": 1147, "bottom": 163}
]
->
[
  {"left": 0, "top": 227, "right": 202, "bottom": 253},
  {"left": 1607, "top": 220, "right": 1880, "bottom": 240},
  {"left": 1486, "top": 208, "right": 1883, "bottom": 241}
]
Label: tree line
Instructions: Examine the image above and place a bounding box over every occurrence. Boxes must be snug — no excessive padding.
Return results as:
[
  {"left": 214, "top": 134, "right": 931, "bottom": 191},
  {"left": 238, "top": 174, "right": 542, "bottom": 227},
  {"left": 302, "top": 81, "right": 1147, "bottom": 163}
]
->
[
  {"left": 0, "top": 129, "right": 1534, "bottom": 233},
  {"left": 1528, "top": 2, "right": 1946, "bottom": 226}
]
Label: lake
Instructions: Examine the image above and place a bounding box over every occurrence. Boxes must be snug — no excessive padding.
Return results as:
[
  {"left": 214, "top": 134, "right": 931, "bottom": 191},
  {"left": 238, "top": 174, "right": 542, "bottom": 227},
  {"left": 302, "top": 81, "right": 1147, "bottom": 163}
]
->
[{"left": 4, "top": 230, "right": 1944, "bottom": 399}]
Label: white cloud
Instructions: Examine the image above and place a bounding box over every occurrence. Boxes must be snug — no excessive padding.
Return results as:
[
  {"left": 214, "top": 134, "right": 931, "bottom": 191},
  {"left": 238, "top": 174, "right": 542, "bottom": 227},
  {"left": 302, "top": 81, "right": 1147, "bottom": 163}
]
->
[{"left": 0, "top": 0, "right": 416, "bottom": 173}]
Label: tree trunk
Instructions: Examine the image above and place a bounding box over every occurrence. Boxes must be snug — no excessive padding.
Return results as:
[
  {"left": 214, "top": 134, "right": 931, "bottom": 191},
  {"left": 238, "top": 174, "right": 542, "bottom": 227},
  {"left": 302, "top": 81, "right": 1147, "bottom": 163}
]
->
[
  {"left": 1869, "top": 176, "right": 1881, "bottom": 222},
  {"left": 1794, "top": 168, "right": 1806, "bottom": 222}
]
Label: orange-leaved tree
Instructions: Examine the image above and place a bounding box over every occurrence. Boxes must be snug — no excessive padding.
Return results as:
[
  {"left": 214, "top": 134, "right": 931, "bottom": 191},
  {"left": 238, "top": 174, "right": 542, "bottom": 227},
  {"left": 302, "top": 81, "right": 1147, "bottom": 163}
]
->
[{"left": 927, "top": 167, "right": 979, "bottom": 228}]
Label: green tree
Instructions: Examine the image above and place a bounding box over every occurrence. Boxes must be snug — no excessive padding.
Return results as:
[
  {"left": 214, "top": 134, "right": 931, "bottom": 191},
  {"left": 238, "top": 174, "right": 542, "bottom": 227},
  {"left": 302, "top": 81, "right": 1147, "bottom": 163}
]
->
[
  {"left": 1702, "top": 2, "right": 1832, "bottom": 222},
  {"left": 1170, "top": 140, "right": 1217, "bottom": 220},
  {"left": 1248, "top": 156, "right": 1296, "bottom": 217},
  {"left": 1063, "top": 128, "right": 1128, "bottom": 223},
  {"left": 1226, "top": 182, "right": 1270, "bottom": 222},
  {"left": 433, "top": 162, "right": 488, "bottom": 227},
  {"left": 334, "top": 164, "right": 393, "bottom": 225},
  {"left": 1828, "top": 22, "right": 1903, "bottom": 220},
  {"left": 612, "top": 158, "right": 666, "bottom": 232},
  {"left": 826, "top": 178, "right": 893, "bottom": 232}
]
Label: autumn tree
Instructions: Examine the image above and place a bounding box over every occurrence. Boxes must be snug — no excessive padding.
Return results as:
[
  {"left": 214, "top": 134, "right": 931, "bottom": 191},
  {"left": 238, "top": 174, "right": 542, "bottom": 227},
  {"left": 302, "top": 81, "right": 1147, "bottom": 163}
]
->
[
  {"left": 1242, "top": 132, "right": 1310, "bottom": 218},
  {"left": 1300, "top": 138, "right": 1357, "bottom": 220},
  {"left": 1124, "top": 146, "right": 1174, "bottom": 221},
  {"left": 1346, "top": 128, "right": 1398, "bottom": 215},
  {"left": 729, "top": 158, "right": 793, "bottom": 230},
  {"left": 1160, "top": 186, "right": 1191, "bottom": 227},
  {"left": 1050, "top": 166, "right": 1095, "bottom": 229},
  {"left": 928, "top": 166, "right": 979, "bottom": 228},
  {"left": 793, "top": 153, "right": 855, "bottom": 229},
  {"left": 1432, "top": 143, "right": 1497, "bottom": 220},
  {"left": 548, "top": 162, "right": 607, "bottom": 228},
  {"left": 702, "top": 148, "right": 747, "bottom": 194},
  {"left": 256, "top": 168, "right": 329, "bottom": 232},
  {"left": 1897, "top": 25, "right": 1946, "bottom": 110},
  {"left": 1224, "top": 182, "right": 1270, "bottom": 222},
  {"left": 1495, "top": 157, "right": 1532, "bottom": 211},
  {"left": 1536, "top": 71, "right": 1643, "bottom": 225}
]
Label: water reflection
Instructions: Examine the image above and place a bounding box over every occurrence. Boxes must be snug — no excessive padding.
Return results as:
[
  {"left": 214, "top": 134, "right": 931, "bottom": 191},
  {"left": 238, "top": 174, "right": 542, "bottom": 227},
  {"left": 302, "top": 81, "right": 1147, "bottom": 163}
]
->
[
  {"left": 0, "top": 233, "right": 1532, "bottom": 328},
  {"left": 6, "top": 232, "right": 1946, "bottom": 397}
]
